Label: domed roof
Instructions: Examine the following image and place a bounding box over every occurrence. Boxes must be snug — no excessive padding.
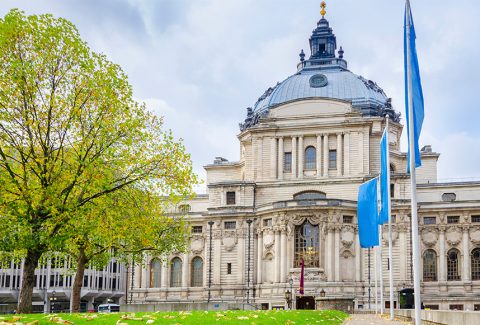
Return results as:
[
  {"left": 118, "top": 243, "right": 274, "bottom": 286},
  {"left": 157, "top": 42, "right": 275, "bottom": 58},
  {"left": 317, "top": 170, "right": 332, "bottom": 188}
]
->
[
  {"left": 239, "top": 14, "right": 399, "bottom": 132},
  {"left": 253, "top": 67, "right": 389, "bottom": 115}
]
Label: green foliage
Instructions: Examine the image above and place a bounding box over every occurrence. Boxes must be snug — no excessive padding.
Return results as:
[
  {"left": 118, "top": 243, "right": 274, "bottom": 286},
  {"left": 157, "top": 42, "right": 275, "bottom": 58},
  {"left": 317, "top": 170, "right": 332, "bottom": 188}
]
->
[
  {"left": 0, "top": 310, "right": 349, "bottom": 325},
  {"left": 0, "top": 7, "right": 196, "bottom": 283}
]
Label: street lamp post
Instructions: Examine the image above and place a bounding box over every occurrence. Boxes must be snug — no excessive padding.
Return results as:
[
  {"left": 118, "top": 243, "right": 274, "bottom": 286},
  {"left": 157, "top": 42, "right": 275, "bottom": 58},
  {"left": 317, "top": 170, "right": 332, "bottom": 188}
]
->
[
  {"left": 246, "top": 219, "right": 253, "bottom": 304},
  {"left": 207, "top": 221, "right": 214, "bottom": 304},
  {"left": 289, "top": 278, "right": 294, "bottom": 310},
  {"left": 50, "top": 290, "right": 57, "bottom": 313}
]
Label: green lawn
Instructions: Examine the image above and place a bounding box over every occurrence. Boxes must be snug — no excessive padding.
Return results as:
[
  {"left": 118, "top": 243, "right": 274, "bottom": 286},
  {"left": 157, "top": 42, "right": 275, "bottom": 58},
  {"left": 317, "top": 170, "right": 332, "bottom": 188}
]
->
[{"left": 0, "top": 310, "right": 348, "bottom": 324}]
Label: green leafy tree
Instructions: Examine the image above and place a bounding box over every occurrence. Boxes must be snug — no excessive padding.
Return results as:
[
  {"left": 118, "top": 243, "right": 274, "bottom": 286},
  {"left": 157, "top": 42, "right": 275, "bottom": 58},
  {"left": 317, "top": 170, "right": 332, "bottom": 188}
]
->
[
  {"left": 61, "top": 188, "right": 190, "bottom": 312},
  {"left": 0, "top": 9, "right": 196, "bottom": 313}
]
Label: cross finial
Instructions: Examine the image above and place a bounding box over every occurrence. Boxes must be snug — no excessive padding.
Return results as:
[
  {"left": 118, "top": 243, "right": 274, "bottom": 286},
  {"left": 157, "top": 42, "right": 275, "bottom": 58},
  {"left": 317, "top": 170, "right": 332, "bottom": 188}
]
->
[{"left": 320, "top": 1, "right": 327, "bottom": 18}]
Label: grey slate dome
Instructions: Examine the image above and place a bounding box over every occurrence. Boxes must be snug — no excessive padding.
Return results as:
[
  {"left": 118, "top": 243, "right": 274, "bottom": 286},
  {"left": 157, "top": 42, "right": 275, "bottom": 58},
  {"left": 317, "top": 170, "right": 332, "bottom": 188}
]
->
[{"left": 240, "top": 17, "right": 399, "bottom": 131}]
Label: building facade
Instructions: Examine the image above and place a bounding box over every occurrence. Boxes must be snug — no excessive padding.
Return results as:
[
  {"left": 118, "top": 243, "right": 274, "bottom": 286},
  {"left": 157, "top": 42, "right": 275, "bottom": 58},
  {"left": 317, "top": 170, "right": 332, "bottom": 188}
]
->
[
  {"left": 129, "top": 8, "right": 480, "bottom": 312},
  {"left": 0, "top": 255, "right": 125, "bottom": 313}
]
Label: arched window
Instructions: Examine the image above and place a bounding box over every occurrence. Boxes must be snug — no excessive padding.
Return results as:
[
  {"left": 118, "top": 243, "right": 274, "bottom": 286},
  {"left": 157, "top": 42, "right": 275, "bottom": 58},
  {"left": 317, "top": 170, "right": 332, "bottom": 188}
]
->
[
  {"left": 305, "top": 146, "right": 316, "bottom": 170},
  {"left": 149, "top": 259, "right": 162, "bottom": 288},
  {"left": 447, "top": 249, "right": 460, "bottom": 281},
  {"left": 423, "top": 250, "right": 437, "bottom": 281},
  {"left": 294, "top": 221, "right": 319, "bottom": 268},
  {"left": 293, "top": 191, "right": 326, "bottom": 201},
  {"left": 471, "top": 248, "right": 480, "bottom": 281},
  {"left": 170, "top": 257, "right": 182, "bottom": 287},
  {"left": 191, "top": 257, "right": 203, "bottom": 287}
]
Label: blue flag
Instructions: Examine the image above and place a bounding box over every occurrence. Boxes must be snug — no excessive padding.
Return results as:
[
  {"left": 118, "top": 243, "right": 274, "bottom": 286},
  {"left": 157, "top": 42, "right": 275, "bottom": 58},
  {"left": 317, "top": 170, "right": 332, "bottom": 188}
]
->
[
  {"left": 404, "top": 1, "right": 424, "bottom": 172},
  {"left": 378, "top": 130, "right": 389, "bottom": 225},
  {"left": 358, "top": 178, "right": 379, "bottom": 248}
]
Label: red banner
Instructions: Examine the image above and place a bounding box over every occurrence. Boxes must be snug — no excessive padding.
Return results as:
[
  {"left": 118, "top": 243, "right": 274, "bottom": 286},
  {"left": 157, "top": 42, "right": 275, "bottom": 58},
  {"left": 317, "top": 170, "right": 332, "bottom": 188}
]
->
[{"left": 299, "top": 258, "right": 304, "bottom": 295}]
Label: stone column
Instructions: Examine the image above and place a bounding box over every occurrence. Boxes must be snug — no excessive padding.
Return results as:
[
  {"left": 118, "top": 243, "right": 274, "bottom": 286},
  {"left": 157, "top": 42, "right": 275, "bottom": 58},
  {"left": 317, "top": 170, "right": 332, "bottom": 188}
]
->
[
  {"left": 271, "top": 137, "right": 277, "bottom": 179},
  {"left": 323, "top": 134, "right": 329, "bottom": 177},
  {"left": 344, "top": 132, "right": 350, "bottom": 176},
  {"left": 275, "top": 229, "right": 281, "bottom": 283},
  {"left": 355, "top": 229, "right": 362, "bottom": 282},
  {"left": 280, "top": 228, "right": 287, "bottom": 283},
  {"left": 398, "top": 225, "right": 407, "bottom": 282},
  {"left": 463, "top": 225, "right": 471, "bottom": 282},
  {"left": 298, "top": 136, "right": 304, "bottom": 178},
  {"left": 142, "top": 265, "right": 148, "bottom": 288},
  {"left": 326, "top": 227, "right": 333, "bottom": 281},
  {"left": 292, "top": 137, "right": 297, "bottom": 178},
  {"left": 334, "top": 226, "right": 340, "bottom": 282},
  {"left": 161, "top": 261, "right": 168, "bottom": 288},
  {"left": 358, "top": 132, "right": 364, "bottom": 174},
  {"left": 213, "top": 229, "right": 222, "bottom": 285},
  {"left": 258, "top": 137, "right": 263, "bottom": 181},
  {"left": 238, "top": 227, "right": 245, "bottom": 284},
  {"left": 278, "top": 137, "right": 284, "bottom": 180},
  {"left": 337, "top": 133, "right": 343, "bottom": 176},
  {"left": 182, "top": 253, "right": 189, "bottom": 287},
  {"left": 316, "top": 135, "right": 322, "bottom": 178},
  {"left": 257, "top": 230, "right": 263, "bottom": 284},
  {"left": 439, "top": 226, "right": 446, "bottom": 282}
]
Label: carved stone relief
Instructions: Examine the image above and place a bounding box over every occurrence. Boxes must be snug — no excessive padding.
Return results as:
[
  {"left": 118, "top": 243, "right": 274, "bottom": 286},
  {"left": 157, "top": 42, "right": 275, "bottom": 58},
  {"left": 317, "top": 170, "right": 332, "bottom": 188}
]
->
[
  {"left": 222, "top": 231, "right": 237, "bottom": 252},
  {"left": 446, "top": 227, "right": 462, "bottom": 246},
  {"left": 382, "top": 229, "right": 398, "bottom": 244},
  {"left": 263, "top": 231, "right": 275, "bottom": 249},
  {"left": 341, "top": 226, "right": 355, "bottom": 248},
  {"left": 421, "top": 228, "right": 438, "bottom": 247},
  {"left": 190, "top": 236, "right": 205, "bottom": 254},
  {"left": 470, "top": 228, "right": 480, "bottom": 245}
]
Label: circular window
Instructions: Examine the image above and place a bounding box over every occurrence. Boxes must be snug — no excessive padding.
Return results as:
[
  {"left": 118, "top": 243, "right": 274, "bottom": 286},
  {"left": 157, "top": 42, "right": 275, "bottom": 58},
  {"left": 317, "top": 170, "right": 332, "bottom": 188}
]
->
[{"left": 309, "top": 74, "right": 328, "bottom": 88}]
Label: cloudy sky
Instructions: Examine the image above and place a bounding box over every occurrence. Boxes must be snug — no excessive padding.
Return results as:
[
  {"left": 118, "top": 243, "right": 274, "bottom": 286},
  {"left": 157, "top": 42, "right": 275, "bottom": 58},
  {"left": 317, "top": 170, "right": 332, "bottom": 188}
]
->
[{"left": 1, "top": 0, "right": 479, "bottom": 189}]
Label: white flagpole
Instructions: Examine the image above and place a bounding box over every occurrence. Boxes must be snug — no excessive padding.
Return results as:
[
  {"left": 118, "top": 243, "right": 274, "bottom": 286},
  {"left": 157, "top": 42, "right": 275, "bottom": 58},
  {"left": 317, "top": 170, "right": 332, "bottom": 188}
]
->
[
  {"left": 379, "top": 225, "right": 384, "bottom": 314},
  {"left": 374, "top": 247, "right": 378, "bottom": 313},
  {"left": 386, "top": 118, "right": 395, "bottom": 321},
  {"left": 406, "top": 1, "right": 422, "bottom": 324}
]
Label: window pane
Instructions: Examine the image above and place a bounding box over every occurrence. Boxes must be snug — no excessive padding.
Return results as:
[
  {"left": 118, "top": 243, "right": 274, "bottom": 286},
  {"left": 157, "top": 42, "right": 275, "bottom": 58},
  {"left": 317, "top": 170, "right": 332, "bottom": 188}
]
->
[
  {"left": 294, "top": 221, "right": 319, "bottom": 268},
  {"left": 192, "top": 226, "right": 203, "bottom": 234},
  {"left": 447, "top": 216, "right": 459, "bottom": 224},
  {"left": 150, "top": 259, "right": 162, "bottom": 288},
  {"left": 423, "top": 217, "right": 436, "bottom": 225},
  {"left": 329, "top": 150, "right": 337, "bottom": 169},
  {"left": 170, "top": 258, "right": 182, "bottom": 287},
  {"left": 191, "top": 257, "right": 203, "bottom": 287},
  {"left": 305, "top": 147, "right": 316, "bottom": 170},
  {"left": 423, "top": 250, "right": 437, "bottom": 281},
  {"left": 343, "top": 216, "right": 353, "bottom": 224},
  {"left": 224, "top": 221, "right": 236, "bottom": 230},
  {"left": 226, "top": 192, "right": 236, "bottom": 205},
  {"left": 447, "top": 250, "right": 460, "bottom": 281},
  {"left": 472, "top": 249, "right": 480, "bottom": 280},
  {"left": 284, "top": 152, "right": 292, "bottom": 172},
  {"left": 472, "top": 216, "right": 480, "bottom": 223}
]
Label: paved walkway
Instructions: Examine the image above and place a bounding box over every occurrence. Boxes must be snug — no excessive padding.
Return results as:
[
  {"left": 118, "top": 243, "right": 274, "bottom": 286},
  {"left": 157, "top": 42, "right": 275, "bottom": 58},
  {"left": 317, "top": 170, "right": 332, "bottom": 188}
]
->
[{"left": 345, "top": 314, "right": 410, "bottom": 325}]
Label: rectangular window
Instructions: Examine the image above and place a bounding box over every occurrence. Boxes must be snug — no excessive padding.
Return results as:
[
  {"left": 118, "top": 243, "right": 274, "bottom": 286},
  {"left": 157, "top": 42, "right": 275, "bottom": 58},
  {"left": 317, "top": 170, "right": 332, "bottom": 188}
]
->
[
  {"left": 329, "top": 150, "right": 337, "bottom": 169},
  {"left": 391, "top": 215, "right": 396, "bottom": 223},
  {"left": 449, "top": 304, "right": 464, "bottom": 311},
  {"left": 284, "top": 152, "right": 292, "bottom": 172},
  {"left": 224, "top": 221, "right": 236, "bottom": 230},
  {"left": 474, "top": 304, "right": 480, "bottom": 311},
  {"left": 390, "top": 184, "right": 395, "bottom": 198},
  {"left": 263, "top": 218, "right": 272, "bottom": 227},
  {"left": 472, "top": 215, "right": 480, "bottom": 223},
  {"left": 83, "top": 275, "right": 88, "bottom": 287},
  {"left": 226, "top": 191, "right": 236, "bottom": 205},
  {"left": 425, "top": 305, "right": 439, "bottom": 310},
  {"left": 424, "top": 217, "right": 436, "bottom": 225},
  {"left": 227, "top": 263, "right": 232, "bottom": 275},
  {"left": 343, "top": 216, "right": 353, "bottom": 224},
  {"left": 192, "top": 226, "right": 203, "bottom": 234},
  {"left": 447, "top": 216, "right": 460, "bottom": 224}
]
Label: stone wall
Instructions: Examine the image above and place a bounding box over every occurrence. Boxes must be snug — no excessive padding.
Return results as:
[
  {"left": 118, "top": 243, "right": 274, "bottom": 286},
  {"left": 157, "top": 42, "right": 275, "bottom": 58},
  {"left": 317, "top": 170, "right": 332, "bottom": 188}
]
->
[
  {"left": 394, "top": 309, "right": 480, "bottom": 325},
  {"left": 316, "top": 297, "right": 355, "bottom": 314}
]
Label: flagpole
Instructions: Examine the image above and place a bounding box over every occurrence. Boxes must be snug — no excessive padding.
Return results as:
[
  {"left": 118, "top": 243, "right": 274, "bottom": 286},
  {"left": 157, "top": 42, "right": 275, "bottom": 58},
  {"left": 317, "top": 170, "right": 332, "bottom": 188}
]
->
[
  {"left": 406, "top": 1, "right": 422, "bottom": 324},
  {"left": 374, "top": 247, "right": 378, "bottom": 314},
  {"left": 379, "top": 225, "right": 384, "bottom": 314},
  {"left": 386, "top": 118, "right": 395, "bottom": 321}
]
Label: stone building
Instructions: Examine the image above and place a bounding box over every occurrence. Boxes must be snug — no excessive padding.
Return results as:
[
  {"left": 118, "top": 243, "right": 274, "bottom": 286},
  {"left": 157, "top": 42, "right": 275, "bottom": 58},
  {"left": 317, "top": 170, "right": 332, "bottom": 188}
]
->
[{"left": 129, "top": 8, "right": 480, "bottom": 311}]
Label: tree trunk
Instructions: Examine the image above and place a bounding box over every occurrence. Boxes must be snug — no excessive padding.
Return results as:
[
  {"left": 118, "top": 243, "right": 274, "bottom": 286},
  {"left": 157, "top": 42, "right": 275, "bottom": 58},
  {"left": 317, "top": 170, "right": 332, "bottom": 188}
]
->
[
  {"left": 71, "top": 247, "right": 88, "bottom": 313},
  {"left": 17, "top": 249, "right": 42, "bottom": 314}
]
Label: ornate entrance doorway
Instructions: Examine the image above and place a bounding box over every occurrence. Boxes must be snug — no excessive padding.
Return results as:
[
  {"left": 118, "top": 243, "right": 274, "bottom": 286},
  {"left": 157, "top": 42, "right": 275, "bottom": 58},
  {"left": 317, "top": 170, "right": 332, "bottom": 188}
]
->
[{"left": 296, "top": 296, "right": 315, "bottom": 310}]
